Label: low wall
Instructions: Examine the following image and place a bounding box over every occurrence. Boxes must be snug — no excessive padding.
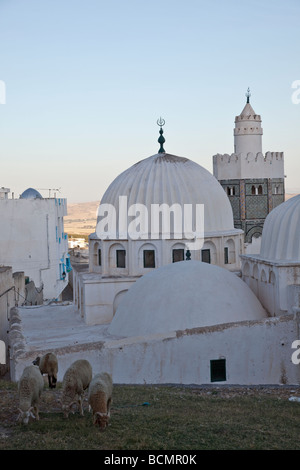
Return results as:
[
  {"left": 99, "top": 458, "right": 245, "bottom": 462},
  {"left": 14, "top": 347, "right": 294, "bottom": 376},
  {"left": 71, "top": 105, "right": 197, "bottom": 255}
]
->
[{"left": 9, "top": 309, "right": 300, "bottom": 386}]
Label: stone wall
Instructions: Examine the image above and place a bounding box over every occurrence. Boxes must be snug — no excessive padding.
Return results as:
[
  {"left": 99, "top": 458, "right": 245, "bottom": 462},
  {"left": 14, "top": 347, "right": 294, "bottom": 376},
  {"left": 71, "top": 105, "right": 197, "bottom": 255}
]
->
[{"left": 0, "top": 268, "right": 25, "bottom": 376}]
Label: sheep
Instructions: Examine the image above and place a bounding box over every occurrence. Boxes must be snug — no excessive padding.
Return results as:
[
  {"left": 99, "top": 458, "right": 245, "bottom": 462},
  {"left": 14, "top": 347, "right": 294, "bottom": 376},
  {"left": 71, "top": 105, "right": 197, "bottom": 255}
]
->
[
  {"left": 60, "top": 359, "right": 92, "bottom": 418},
  {"left": 88, "top": 372, "right": 113, "bottom": 430},
  {"left": 17, "top": 365, "right": 44, "bottom": 424},
  {"left": 33, "top": 352, "right": 58, "bottom": 389}
]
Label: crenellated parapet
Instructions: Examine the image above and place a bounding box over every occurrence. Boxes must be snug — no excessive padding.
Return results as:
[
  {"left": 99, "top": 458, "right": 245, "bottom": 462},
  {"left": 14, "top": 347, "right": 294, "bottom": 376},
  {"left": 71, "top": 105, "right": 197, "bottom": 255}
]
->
[{"left": 213, "top": 151, "right": 284, "bottom": 180}]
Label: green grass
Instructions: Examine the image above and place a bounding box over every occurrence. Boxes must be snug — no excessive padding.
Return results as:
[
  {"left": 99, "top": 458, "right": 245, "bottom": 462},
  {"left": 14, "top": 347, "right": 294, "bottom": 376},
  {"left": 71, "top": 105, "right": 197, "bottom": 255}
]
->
[{"left": 1, "top": 381, "right": 300, "bottom": 450}]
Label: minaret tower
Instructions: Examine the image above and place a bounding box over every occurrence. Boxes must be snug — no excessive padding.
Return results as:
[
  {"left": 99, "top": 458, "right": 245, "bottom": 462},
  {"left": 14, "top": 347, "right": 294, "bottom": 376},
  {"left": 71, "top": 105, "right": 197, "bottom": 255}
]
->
[
  {"left": 234, "top": 88, "right": 263, "bottom": 155},
  {"left": 213, "top": 89, "right": 285, "bottom": 249}
]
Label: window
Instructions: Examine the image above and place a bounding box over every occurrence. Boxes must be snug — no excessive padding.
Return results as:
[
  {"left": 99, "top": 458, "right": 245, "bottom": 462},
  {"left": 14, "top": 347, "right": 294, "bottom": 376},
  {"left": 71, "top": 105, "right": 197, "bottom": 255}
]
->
[
  {"left": 227, "top": 187, "right": 235, "bottom": 196},
  {"left": 201, "top": 249, "right": 211, "bottom": 264},
  {"left": 172, "top": 249, "right": 184, "bottom": 263},
  {"left": 258, "top": 185, "right": 263, "bottom": 195},
  {"left": 98, "top": 249, "right": 101, "bottom": 266},
  {"left": 116, "top": 250, "right": 126, "bottom": 268},
  {"left": 143, "top": 250, "right": 155, "bottom": 268},
  {"left": 224, "top": 247, "right": 229, "bottom": 265},
  {"left": 59, "top": 263, "right": 66, "bottom": 281},
  {"left": 210, "top": 359, "right": 226, "bottom": 382},
  {"left": 66, "top": 255, "right": 71, "bottom": 273}
]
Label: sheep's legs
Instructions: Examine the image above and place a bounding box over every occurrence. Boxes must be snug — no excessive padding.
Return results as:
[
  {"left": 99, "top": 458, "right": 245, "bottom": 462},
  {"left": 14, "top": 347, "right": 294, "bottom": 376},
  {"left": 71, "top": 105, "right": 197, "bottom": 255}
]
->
[
  {"left": 78, "top": 395, "right": 84, "bottom": 416},
  {"left": 107, "top": 398, "right": 112, "bottom": 417},
  {"left": 33, "top": 406, "right": 40, "bottom": 420}
]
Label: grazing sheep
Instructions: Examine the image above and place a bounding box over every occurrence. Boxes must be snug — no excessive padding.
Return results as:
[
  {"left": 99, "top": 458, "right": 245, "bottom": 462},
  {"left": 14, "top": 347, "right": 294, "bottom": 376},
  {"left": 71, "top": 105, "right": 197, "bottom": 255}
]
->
[
  {"left": 33, "top": 352, "right": 58, "bottom": 389},
  {"left": 88, "top": 372, "right": 113, "bottom": 430},
  {"left": 61, "top": 359, "right": 92, "bottom": 418},
  {"left": 17, "top": 365, "right": 44, "bottom": 424}
]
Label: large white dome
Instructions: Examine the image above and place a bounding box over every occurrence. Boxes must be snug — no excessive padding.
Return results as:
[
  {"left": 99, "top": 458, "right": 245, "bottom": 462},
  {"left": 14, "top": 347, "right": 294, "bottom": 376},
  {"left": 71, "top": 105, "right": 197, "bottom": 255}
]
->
[
  {"left": 108, "top": 260, "right": 267, "bottom": 337},
  {"left": 99, "top": 153, "right": 236, "bottom": 235},
  {"left": 260, "top": 194, "right": 300, "bottom": 261}
]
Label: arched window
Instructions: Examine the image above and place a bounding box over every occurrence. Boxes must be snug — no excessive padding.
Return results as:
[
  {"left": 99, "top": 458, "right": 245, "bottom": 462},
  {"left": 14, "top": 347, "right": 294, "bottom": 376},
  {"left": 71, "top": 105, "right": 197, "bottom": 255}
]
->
[
  {"left": 171, "top": 242, "right": 185, "bottom": 263},
  {"left": 258, "top": 185, "right": 263, "bottom": 195},
  {"left": 251, "top": 185, "right": 256, "bottom": 195},
  {"left": 224, "top": 239, "right": 236, "bottom": 264},
  {"left": 138, "top": 243, "right": 157, "bottom": 270},
  {"left": 108, "top": 242, "right": 127, "bottom": 271}
]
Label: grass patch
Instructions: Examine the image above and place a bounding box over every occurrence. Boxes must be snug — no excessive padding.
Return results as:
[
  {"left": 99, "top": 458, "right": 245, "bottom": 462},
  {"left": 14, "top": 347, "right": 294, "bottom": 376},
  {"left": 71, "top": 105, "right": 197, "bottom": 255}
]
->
[{"left": 1, "top": 382, "right": 300, "bottom": 450}]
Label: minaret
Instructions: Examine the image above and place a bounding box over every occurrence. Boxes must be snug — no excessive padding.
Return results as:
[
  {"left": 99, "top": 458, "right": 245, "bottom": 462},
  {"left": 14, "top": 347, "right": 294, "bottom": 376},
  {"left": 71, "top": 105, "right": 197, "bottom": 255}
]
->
[
  {"left": 234, "top": 88, "right": 263, "bottom": 155},
  {"left": 213, "top": 89, "right": 285, "bottom": 248}
]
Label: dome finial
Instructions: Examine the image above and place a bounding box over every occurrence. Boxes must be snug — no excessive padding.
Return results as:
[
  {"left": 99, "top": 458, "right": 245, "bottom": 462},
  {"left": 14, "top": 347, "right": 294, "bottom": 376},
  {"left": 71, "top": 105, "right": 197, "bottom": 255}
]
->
[
  {"left": 157, "top": 117, "right": 166, "bottom": 153},
  {"left": 246, "top": 87, "right": 251, "bottom": 103}
]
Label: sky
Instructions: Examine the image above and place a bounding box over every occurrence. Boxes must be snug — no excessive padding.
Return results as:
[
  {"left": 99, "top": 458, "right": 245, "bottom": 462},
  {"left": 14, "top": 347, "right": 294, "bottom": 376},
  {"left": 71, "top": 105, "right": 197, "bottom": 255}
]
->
[{"left": 0, "top": 0, "right": 299, "bottom": 203}]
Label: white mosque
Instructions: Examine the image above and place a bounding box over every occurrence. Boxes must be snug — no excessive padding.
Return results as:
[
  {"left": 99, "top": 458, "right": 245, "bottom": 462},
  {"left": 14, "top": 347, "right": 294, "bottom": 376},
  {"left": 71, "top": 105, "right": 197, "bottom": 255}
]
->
[{"left": 7, "top": 93, "right": 300, "bottom": 386}]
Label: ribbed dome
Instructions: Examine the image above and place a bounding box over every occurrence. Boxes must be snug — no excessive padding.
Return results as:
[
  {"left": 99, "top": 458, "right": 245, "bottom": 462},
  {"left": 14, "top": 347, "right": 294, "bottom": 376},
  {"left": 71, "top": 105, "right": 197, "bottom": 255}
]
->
[
  {"left": 20, "top": 188, "right": 43, "bottom": 199},
  {"left": 98, "top": 153, "right": 235, "bottom": 235},
  {"left": 260, "top": 195, "right": 300, "bottom": 261},
  {"left": 108, "top": 261, "right": 267, "bottom": 337}
]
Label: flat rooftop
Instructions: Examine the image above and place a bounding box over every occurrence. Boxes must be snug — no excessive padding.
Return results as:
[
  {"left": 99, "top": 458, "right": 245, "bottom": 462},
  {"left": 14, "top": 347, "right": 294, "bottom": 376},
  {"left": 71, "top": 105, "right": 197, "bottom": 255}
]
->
[{"left": 17, "top": 303, "right": 114, "bottom": 352}]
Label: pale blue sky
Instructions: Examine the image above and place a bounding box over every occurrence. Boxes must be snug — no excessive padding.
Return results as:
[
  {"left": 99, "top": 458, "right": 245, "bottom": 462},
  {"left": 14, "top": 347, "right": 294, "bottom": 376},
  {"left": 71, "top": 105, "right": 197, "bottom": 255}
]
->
[{"left": 0, "top": 0, "right": 299, "bottom": 202}]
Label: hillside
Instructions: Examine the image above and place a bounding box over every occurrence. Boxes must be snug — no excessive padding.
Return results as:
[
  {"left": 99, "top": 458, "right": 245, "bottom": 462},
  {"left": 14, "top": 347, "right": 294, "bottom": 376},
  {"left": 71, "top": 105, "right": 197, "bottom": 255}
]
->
[
  {"left": 64, "top": 201, "right": 99, "bottom": 236},
  {"left": 64, "top": 194, "right": 298, "bottom": 237}
]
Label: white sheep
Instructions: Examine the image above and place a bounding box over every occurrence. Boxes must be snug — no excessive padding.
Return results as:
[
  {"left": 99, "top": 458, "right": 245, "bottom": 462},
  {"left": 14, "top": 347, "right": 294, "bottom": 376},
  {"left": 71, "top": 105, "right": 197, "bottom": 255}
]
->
[
  {"left": 33, "top": 352, "right": 58, "bottom": 389},
  {"left": 17, "top": 365, "right": 44, "bottom": 424},
  {"left": 88, "top": 372, "right": 113, "bottom": 430},
  {"left": 61, "top": 359, "right": 92, "bottom": 418}
]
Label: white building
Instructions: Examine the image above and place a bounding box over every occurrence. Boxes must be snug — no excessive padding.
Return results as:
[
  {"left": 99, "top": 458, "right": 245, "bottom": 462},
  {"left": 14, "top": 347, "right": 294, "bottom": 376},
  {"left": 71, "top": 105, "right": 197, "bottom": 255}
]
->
[
  {"left": 0, "top": 187, "right": 70, "bottom": 301},
  {"left": 73, "top": 139, "right": 244, "bottom": 326},
  {"left": 241, "top": 194, "right": 300, "bottom": 317}
]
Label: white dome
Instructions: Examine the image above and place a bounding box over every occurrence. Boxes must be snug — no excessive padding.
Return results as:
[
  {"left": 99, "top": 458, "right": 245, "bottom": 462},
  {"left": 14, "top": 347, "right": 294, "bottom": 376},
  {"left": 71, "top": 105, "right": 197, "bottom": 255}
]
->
[
  {"left": 99, "top": 153, "right": 236, "bottom": 235},
  {"left": 20, "top": 188, "right": 43, "bottom": 199},
  {"left": 108, "top": 261, "right": 267, "bottom": 337},
  {"left": 260, "top": 194, "right": 300, "bottom": 261}
]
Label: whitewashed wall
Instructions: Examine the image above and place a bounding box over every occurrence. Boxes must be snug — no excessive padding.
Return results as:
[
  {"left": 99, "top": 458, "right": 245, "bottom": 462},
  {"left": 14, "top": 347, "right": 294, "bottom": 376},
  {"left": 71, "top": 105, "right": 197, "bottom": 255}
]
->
[
  {"left": 0, "top": 198, "right": 69, "bottom": 300},
  {"left": 10, "top": 314, "right": 300, "bottom": 386}
]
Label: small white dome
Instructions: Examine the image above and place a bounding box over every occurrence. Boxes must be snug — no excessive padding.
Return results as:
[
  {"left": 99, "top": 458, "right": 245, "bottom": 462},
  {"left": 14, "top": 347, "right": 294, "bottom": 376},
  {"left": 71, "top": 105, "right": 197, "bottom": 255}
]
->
[
  {"left": 108, "top": 261, "right": 267, "bottom": 337},
  {"left": 99, "top": 153, "right": 236, "bottom": 235},
  {"left": 260, "top": 194, "right": 300, "bottom": 261},
  {"left": 20, "top": 188, "right": 43, "bottom": 199}
]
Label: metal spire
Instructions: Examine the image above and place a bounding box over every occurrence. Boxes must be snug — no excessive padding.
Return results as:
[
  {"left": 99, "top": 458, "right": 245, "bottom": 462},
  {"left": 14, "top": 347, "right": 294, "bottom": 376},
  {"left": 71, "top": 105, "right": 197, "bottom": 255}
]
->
[
  {"left": 157, "top": 117, "right": 166, "bottom": 153},
  {"left": 246, "top": 87, "right": 251, "bottom": 103}
]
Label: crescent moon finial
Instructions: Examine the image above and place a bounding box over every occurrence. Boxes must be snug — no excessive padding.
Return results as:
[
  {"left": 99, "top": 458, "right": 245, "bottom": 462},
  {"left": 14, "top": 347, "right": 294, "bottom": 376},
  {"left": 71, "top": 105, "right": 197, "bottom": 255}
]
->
[
  {"left": 246, "top": 87, "right": 251, "bottom": 103},
  {"left": 157, "top": 117, "right": 166, "bottom": 153},
  {"left": 157, "top": 117, "right": 165, "bottom": 127}
]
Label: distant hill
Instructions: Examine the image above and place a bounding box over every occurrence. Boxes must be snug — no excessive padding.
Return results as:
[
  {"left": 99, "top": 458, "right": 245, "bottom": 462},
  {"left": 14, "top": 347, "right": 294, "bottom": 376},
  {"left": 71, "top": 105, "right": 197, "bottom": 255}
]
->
[
  {"left": 64, "top": 194, "right": 299, "bottom": 237},
  {"left": 64, "top": 201, "right": 99, "bottom": 236}
]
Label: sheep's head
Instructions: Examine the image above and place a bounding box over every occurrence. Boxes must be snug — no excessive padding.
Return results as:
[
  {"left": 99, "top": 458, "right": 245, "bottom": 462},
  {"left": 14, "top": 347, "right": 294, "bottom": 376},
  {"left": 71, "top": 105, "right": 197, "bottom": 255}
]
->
[
  {"left": 17, "top": 407, "right": 35, "bottom": 425},
  {"left": 93, "top": 412, "right": 109, "bottom": 431},
  {"left": 61, "top": 401, "right": 77, "bottom": 418},
  {"left": 32, "top": 356, "right": 41, "bottom": 366}
]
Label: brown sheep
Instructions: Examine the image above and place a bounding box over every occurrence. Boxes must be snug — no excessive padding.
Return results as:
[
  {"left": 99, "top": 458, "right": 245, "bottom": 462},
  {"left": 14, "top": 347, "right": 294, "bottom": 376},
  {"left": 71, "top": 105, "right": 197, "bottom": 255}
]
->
[
  {"left": 88, "top": 372, "right": 113, "bottom": 430},
  {"left": 33, "top": 352, "right": 58, "bottom": 389}
]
